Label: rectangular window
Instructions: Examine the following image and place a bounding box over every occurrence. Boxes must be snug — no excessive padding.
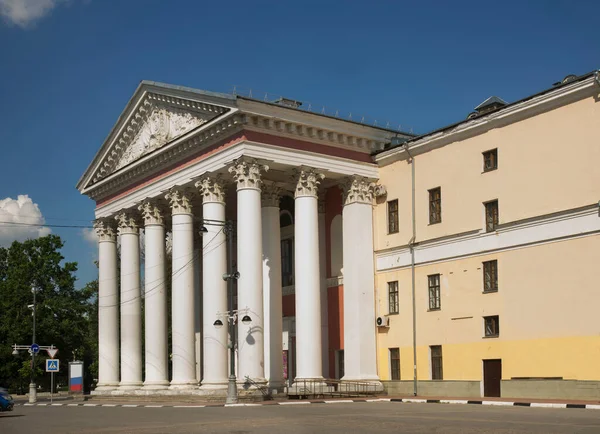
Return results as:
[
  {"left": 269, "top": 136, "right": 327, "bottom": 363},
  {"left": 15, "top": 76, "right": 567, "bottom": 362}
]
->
[
  {"left": 281, "top": 238, "right": 294, "bottom": 286},
  {"left": 390, "top": 348, "right": 400, "bottom": 380},
  {"left": 429, "top": 187, "right": 441, "bottom": 224},
  {"left": 388, "top": 199, "right": 399, "bottom": 234},
  {"left": 428, "top": 274, "right": 441, "bottom": 310},
  {"left": 431, "top": 345, "right": 443, "bottom": 380},
  {"left": 483, "top": 149, "right": 498, "bottom": 172},
  {"left": 483, "top": 260, "right": 498, "bottom": 293},
  {"left": 484, "top": 315, "right": 500, "bottom": 337},
  {"left": 485, "top": 200, "right": 499, "bottom": 232},
  {"left": 388, "top": 281, "right": 399, "bottom": 314}
]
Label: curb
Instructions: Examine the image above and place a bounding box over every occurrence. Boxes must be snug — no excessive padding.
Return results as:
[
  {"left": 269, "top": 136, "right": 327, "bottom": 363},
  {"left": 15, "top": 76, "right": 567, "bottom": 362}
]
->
[{"left": 14, "top": 398, "right": 600, "bottom": 410}]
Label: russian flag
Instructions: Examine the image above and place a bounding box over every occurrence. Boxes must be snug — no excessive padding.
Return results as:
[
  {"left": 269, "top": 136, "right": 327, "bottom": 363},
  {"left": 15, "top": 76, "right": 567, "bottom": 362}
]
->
[{"left": 70, "top": 377, "right": 83, "bottom": 392}]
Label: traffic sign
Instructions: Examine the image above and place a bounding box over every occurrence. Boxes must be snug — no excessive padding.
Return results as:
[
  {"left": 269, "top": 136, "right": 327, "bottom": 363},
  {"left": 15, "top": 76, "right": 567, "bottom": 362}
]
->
[
  {"left": 47, "top": 348, "right": 59, "bottom": 359},
  {"left": 46, "top": 359, "right": 59, "bottom": 372},
  {"left": 30, "top": 344, "right": 40, "bottom": 354}
]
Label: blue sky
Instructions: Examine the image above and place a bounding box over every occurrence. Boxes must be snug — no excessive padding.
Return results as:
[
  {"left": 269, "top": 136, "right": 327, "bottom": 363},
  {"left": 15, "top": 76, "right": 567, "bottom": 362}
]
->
[{"left": 0, "top": 0, "right": 598, "bottom": 287}]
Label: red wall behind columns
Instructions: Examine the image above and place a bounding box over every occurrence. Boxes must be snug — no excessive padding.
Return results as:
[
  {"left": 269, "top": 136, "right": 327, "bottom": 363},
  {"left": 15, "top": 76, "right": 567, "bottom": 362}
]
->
[
  {"left": 327, "top": 285, "right": 344, "bottom": 378},
  {"left": 324, "top": 186, "right": 342, "bottom": 278}
]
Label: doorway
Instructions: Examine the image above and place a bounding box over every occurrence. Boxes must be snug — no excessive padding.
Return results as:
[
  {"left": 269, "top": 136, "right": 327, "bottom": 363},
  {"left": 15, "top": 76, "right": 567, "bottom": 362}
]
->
[{"left": 483, "top": 359, "right": 502, "bottom": 397}]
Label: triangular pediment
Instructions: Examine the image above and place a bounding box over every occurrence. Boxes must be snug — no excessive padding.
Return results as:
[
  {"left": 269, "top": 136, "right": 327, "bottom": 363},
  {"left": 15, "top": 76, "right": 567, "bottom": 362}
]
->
[{"left": 78, "top": 82, "right": 235, "bottom": 192}]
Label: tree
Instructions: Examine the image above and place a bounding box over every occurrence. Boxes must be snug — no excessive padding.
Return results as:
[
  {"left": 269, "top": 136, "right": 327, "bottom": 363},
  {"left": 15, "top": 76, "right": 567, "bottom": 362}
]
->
[{"left": 0, "top": 235, "right": 97, "bottom": 394}]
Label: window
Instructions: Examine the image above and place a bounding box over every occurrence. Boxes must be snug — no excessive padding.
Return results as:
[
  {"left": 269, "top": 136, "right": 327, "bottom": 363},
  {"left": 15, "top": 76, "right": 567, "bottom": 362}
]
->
[
  {"left": 485, "top": 200, "right": 499, "bottom": 232},
  {"left": 484, "top": 315, "right": 500, "bottom": 337},
  {"left": 281, "top": 238, "right": 294, "bottom": 286},
  {"left": 431, "top": 345, "right": 443, "bottom": 380},
  {"left": 388, "top": 199, "right": 399, "bottom": 234},
  {"left": 483, "top": 149, "right": 498, "bottom": 172},
  {"left": 483, "top": 260, "right": 498, "bottom": 293},
  {"left": 428, "top": 274, "right": 441, "bottom": 310},
  {"left": 390, "top": 348, "right": 400, "bottom": 380},
  {"left": 429, "top": 187, "right": 441, "bottom": 224},
  {"left": 388, "top": 281, "right": 399, "bottom": 314}
]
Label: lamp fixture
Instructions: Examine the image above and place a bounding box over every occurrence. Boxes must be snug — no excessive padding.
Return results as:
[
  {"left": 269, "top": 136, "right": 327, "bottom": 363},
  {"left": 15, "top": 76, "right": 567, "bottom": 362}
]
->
[
  {"left": 241, "top": 315, "right": 252, "bottom": 326},
  {"left": 213, "top": 319, "right": 224, "bottom": 328}
]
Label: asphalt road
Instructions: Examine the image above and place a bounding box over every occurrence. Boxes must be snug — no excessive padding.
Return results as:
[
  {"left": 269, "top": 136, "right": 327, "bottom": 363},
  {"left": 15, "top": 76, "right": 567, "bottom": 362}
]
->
[{"left": 2, "top": 402, "right": 600, "bottom": 433}]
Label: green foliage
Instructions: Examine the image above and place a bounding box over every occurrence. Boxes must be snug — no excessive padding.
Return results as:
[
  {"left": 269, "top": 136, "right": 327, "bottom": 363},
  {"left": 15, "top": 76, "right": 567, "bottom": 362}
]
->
[{"left": 0, "top": 235, "right": 97, "bottom": 394}]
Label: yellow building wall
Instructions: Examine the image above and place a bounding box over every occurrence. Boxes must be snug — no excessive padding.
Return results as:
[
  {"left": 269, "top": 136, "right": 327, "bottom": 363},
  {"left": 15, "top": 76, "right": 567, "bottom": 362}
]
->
[
  {"left": 374, "top": 94, "right": 600, "bottom": 252},
  {"left": 375, "top": 235, "right": 600, "bottom": 381}
]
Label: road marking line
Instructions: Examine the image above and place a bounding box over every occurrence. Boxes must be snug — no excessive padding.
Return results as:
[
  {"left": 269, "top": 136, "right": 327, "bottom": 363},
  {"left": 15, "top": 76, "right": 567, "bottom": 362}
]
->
[
  {"left": 279, "top": 402, "right": 311, "bottom": 405},
  {"left": 173, "top": 405, "right": 206, "bottom": 408},
  {"left": 324, "top": 400, "right": 352, "bottom": 404},
  {"left": 403, "top": 399, "right": 427, "bottom": 403},
  {"left": 24, "top": 403, "right": 34, "bottom": 406},
  {"left": 586, "top": 405, "right": 600, "bottom": 410},
  {"left": 51, "top": 404, "right": 63, "bottom": 406},
  {"left": 67, "top": 404, "right": 79, "bottom": 406},
  {"left": 83, "top": 404, "right": 98, "bottom": 407},
  {"left": 145, "top": 405, "right": 163, "bottom": 408},
  {"left": 483, "top": 401, "right": 514, "bottom": 406},
  {"left": 440, "top": 400, "right": 469, "bottom": 404},
  {"left": 102, "top": 404, "right": 117, "bottom": 407},
  {"left": 122, "top": 404, "right": 138, "bottom": 407},
  {"left": 37, "top": 404, "right": 48, "bottom": 406},
  {"left": 366, "top": 398, "right": 391, "bottom": 402}
]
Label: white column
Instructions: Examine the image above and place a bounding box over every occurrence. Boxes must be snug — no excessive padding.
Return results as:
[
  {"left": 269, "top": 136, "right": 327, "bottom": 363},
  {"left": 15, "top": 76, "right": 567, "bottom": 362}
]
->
[
  {"left": 138, "top": 201, "right": 169, "bottom": 390},
  {"left": 318, "top": 196, "right": 329, "bottom": 378},
  {"left": 166, "top": 187, "right": 197, "bottom": 389},
  {"left": 115, "top": 212, "right": 143, "bottom": 389},
  {"left": 94, "top": 219, "right": 120, "bottom": 391},
  {"left": 341, "top": 177, "right": 380, "bottom": 383},
  {"left": 194, "top": 230, "right": 202, "bottom": 384},
  {"left": 293, "top": 168, "right": 325, "bottom": 382},
  {"left": 229, "top": 158, "right": 268, "bottom": 385},
  {"left": 261, "top": 183, "right": 284, "bottom": 390},
  {"left": 195, "top": 176, "right": 228, "bottom": 389}
]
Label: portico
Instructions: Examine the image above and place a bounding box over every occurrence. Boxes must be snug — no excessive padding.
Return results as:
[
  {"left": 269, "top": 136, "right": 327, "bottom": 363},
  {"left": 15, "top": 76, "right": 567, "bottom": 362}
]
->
[{"left": 79, "top": 81, "right": 409, "bottom": 396}]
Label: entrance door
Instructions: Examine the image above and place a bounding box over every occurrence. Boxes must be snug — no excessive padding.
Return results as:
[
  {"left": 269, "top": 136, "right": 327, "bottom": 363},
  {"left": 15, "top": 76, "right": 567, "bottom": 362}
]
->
[{"left": 483, "top": 359, "right": 502, "bottom": 397}]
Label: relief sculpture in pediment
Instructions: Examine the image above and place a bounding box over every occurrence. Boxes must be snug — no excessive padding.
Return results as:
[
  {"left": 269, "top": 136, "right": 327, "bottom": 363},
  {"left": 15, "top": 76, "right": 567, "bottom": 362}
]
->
[{"left": 115, "top": 107, "right": 206, "bottom": 170}]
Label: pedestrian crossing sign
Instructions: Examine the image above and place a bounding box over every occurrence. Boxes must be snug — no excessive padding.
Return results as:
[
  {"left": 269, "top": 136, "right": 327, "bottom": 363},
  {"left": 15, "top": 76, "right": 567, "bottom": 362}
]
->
[{"left": 46, "top": 359, "right": 60, "bottom": 372}]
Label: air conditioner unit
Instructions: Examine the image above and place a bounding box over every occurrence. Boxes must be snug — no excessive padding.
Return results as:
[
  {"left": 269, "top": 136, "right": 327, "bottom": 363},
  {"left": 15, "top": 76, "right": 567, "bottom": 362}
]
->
[{"left": 376, "top": 316, "right": 390, "bottom": 327}]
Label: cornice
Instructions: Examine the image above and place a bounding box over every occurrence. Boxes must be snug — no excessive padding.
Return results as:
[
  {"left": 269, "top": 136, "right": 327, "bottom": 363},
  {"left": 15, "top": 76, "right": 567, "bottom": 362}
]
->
[{"left": 375, "top": 76, "right": 598, "bottom": 166}]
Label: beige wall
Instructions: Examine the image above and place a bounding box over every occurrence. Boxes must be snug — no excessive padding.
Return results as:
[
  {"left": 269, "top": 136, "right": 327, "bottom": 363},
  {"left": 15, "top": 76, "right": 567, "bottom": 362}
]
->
[{"left": 374, "top": 94, "right": 600, "bottom": 251}]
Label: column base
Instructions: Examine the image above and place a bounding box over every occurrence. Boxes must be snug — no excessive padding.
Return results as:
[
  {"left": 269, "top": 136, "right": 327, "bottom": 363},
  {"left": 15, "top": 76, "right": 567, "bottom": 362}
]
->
[
  {"left": 143, "top": 380, "right": 170, "bottom": 390},
  {"left": 200, "top": 380, "right": 228, "bottom": 390},
  {"left": 266, "top": 379, "right": 286, "bottom": 394},
  {"left": 169, "top": 380, "right": 198, "bottom": 390},
  {"left": 118, "top": 382, "right": 143, "bottom": 390},
  {"left": 94, "top": 382, "right": 120, "bottom": 392}
]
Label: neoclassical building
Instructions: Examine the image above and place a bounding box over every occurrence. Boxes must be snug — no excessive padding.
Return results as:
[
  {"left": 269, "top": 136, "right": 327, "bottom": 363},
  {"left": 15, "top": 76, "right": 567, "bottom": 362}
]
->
[{"left": 78, "top": 81, "right": 409, "bottom": 394}]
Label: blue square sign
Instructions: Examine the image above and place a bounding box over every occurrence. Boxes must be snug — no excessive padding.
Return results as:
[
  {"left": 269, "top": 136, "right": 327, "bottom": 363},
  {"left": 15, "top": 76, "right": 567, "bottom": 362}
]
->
[{"left": 46, "top": 359, "right": 59, "bottom": 372}]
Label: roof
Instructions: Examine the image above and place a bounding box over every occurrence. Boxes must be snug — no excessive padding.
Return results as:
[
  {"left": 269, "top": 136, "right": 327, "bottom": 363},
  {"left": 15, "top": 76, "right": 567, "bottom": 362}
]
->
[{"left": 374, "top": 70, "right": 597, "bottom": 156}]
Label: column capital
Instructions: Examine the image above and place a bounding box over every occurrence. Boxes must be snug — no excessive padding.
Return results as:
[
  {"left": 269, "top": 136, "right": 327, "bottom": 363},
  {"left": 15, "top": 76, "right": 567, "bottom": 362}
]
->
[
  {"left": 115, "top": 211, "right": 140, "bottom": 235},
  {"left": 342, "top": 176, "right": 377, "bottom": 206},
  {"left": 228, "top": 157, "right": 269, "bottom": 191},
  {"left": 261, "top": 182, "right": 282, "bottom": 208},
  {"left": 94, "top": 218, "right": 117, "bottom": 242},
  {"left": 138, "top": 200, "right": 165, "bottom": 226},
  {"left": 294, "top": 167, "right": 325, "bottom": 198},
  {"left": 195, "top": 175, "right": 226, "bottom": 204},
  {"left": 165, "top": 187, "right": 193, "bottom": 215}
]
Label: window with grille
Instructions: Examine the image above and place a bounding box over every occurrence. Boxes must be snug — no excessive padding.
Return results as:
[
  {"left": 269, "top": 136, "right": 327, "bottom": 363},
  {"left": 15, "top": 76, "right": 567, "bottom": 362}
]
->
[
  {"left": 281, "top": 238, "right": 294, "bottom": 286},
  {"left": 484, "top": 315, "right": 500, "bottom": 337},
  {"left": 428, "top": 274, "right": 441, "bottom": 310},
  {"left": 483, "top": 149, "right": 498, "bottom": 172},
  {"left": 388, "top": 281, "right": 399, "bottom": 314},
  {"left": 485, "top": 200, "right": 499, "bottom": 232},
  {"left": 388, "top": 199, "right": 399, "bottom": 234},
  {"left": 483, "top": 260, "right": 498, "bottom": 292},
  {"left": 429, "top": 187, "right": 441, "bottom": 224},
  {"left": 431, "top": 345, "right": 443, "bottom": 380},
  {"left": 390, "top": 348, "right": 400, "bottom": 380}
]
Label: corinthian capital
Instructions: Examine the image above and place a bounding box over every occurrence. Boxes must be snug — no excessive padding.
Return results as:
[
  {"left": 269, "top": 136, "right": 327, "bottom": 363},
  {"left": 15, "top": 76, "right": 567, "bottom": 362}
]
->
[
  {"left": 228, "top": 158, "right": 269, "bottom": 191},
  {"left": 294, "top": 167, "right": 325, "bottom": 198},
  {"left": 94, "top": 218, "right": 116, "bottom": 242},
  {"left": 342, "top": 176, "right": 377, "bottom": 205},
  {"left": 261, "top": 182, "right": 282, "bottom": 207},
  {"left": 195, "top": 175, "right": 226, "bottom": 204},
  {"left": 114, "top": 211, "right": 140, "bottom": 235},
  {"left": 138, "top": 200, "right": 165, "bottom": 226},
  {"left": 165, "top": 187, "right": 193, "bottom": 215}
]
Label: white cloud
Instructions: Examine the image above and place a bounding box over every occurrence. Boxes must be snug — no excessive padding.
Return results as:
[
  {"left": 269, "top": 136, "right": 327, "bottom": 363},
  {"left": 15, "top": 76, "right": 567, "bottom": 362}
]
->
[
  {"left": 0, "top": 195, "right": 51, "bottom": 246},
  {"left": 81, "top": 227, "right": 97, "bottom": 245},
  {"left": 0, "top": 0, "right": 67, "bottom": 28}
]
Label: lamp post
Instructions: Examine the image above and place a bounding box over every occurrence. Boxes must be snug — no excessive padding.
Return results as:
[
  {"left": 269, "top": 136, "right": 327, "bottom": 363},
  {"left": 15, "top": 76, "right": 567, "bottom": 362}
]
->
[{"left": 31, "top": 286, "right": 37, "bottom": 403}]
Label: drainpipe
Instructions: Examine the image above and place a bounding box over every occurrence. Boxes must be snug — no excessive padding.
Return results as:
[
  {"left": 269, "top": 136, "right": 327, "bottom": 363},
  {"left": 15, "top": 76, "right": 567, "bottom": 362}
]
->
[{"left": 404, "top": 142, "right": 418, "bottom": 397}]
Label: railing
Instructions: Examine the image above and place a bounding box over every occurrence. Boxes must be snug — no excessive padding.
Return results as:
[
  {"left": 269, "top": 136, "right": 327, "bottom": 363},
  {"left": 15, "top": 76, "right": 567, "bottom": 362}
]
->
[{"left": 287, "top": 379, "right": 381, "bottom": 399}]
